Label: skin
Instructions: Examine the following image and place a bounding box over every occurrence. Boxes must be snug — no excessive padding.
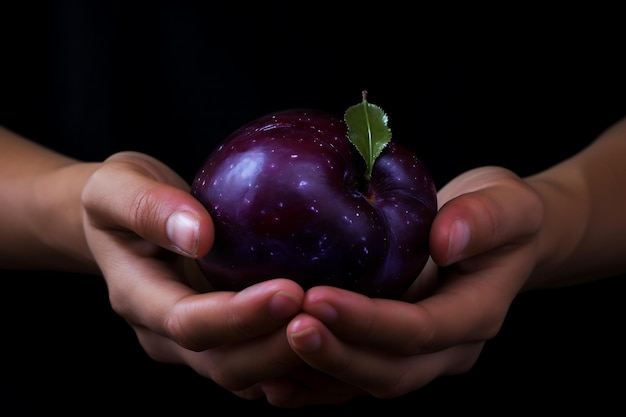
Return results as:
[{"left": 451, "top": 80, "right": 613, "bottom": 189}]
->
[{"left": 1, "top": 117, "right": 626, "bottom": 408}]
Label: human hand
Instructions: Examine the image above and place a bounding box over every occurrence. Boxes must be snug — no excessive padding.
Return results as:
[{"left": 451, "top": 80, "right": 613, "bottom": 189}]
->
[
  {"left": 267, "top": 166, "right": 543, "bottom": 408},
  {"left": 81, "top": 151, "right": 308, "bottom": 399}
]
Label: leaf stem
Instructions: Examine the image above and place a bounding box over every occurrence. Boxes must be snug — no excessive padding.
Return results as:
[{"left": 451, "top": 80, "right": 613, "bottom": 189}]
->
[{"left": 361, "top": 90, "right": 374, "bottom": 181}]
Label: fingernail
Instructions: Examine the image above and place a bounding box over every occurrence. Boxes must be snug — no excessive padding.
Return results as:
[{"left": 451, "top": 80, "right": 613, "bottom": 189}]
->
[
  {"left": 166, "top": 211, "right": 200, "bottom": 257},
  {"left": 268, "top": 291, "right": 302, "bottom": 320},
  {"left": 447, "top": 218, "right": 470, "bottom": 264},
  {"left": 290, "top": 326, "right": 322, "bottom": 353},
  {"left": 308, "top": 302, "right": 338, "bottom": 323}
]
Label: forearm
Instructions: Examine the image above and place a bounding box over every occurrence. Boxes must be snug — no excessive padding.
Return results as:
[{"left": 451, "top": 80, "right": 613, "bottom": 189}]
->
[
  {"left": 525, "top": 117, "right": 626, "bottom": 288},
  {"left": 0, "top": 126, "right": 100, "bottom": 273}
]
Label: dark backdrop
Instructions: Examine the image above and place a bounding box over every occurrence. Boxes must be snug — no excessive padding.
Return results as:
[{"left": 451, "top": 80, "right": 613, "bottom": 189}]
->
[{"left": 1, "top": 2, "right": 625, "bottom": 414}]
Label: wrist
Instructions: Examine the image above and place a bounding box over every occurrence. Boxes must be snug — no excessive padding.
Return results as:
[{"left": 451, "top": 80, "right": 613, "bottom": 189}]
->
[
  {"left": 28, "top": 161, "right": 102, "bottom": 273},
  {"left": 523, "top": 165, "right": 589, "bottom": 289}
]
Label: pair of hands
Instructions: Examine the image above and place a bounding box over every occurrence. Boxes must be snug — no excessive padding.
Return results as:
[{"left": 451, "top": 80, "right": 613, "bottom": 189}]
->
[{"left": 82, "top": 151, "right": 543, "bottom": 408}]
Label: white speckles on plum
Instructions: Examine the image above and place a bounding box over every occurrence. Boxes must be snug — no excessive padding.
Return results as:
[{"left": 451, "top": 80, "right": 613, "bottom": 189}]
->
[{"left": 290, "top": 154, "right": 298, "bottom": 159}]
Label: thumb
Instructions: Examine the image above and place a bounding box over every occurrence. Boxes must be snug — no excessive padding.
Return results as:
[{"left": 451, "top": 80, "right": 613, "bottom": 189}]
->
[
  {"left": 82, "top": 151, "right": 214, "bottom": 258},
  {"left": 429, "top": 167, "right": 542, "bottom": 266}
]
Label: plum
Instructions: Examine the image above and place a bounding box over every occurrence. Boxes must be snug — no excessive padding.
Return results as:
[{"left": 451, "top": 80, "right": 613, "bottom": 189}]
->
[{"left": 191, "top": 95, "right": 437, "bottom": 299}]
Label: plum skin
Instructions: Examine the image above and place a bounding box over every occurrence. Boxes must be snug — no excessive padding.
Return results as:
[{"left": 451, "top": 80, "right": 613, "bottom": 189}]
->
[{"left": 191, "top": 109, "right": 437, "bottom": 299}]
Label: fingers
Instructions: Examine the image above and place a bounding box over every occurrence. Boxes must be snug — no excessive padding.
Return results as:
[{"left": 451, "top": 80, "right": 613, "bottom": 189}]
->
[
  {"left": 102, "top": 262, "right": 308, "bottom": 390},
  {"left": 295, "top": 228, "right": 535, "bottom": 354},
  {"left": 296, "top": 287, "right": 437, "bottom": 354},
  {"left": 291, "top": 286, "right": 499, "bottom": 356},
  {"left": 135, "top": 316, "right": 304, "bottom": 393},
  {"left": 85, "top": 180, "right": 305, "bottom": 350},
  {"left": 162, "top": 279, "right": 305, "bottom": 349},
  {"left": 108, "top": 261, "right": 304, "bottom": 350},
  {"left": 287, "top": 307, "right": 483, "bottom": 399},
  {"left": 430, "top": 166, "right": 543, "bottom": 266},
  {"left": 82, "top": 151, "right": 214, "bottom": 258},
  {"left": 287, "top": 237, "right": 533, "bottom": 396}
]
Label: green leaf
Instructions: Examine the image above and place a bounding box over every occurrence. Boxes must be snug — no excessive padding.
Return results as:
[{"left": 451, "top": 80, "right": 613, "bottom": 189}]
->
[{"left": 344, "top": 91, "right": 392, "bottom": 181}]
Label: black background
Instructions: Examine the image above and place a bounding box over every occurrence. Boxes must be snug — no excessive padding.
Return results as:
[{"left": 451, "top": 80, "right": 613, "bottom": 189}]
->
[{"left": 1, "top": 2, "right": 625, "bottom": 414}]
